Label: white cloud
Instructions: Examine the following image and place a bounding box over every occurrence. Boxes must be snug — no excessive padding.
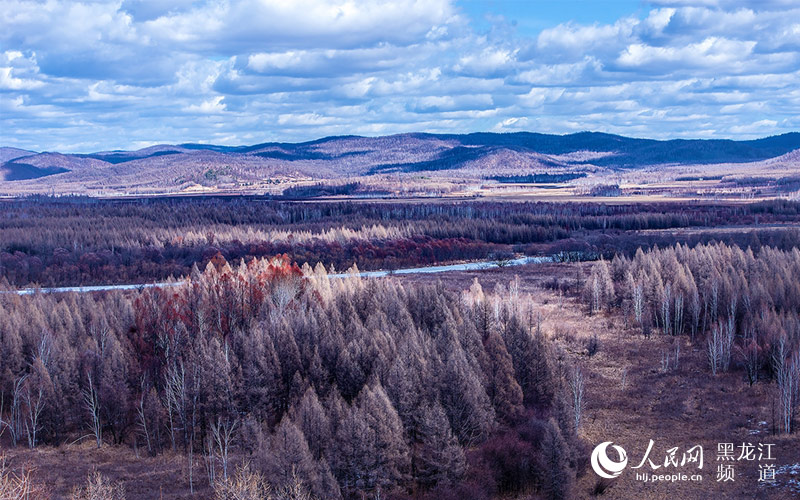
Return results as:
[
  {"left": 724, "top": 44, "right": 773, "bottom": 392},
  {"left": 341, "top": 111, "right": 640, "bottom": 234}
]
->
[
  {"left": 492, "top": 116, "right": 529, "bottom": 131},
  {"left": 514, "top": 57, "right": 601, "bottom": 86},
  {"left": 1, "top": 0, "right": 798, "bottom": 150},
  {"left": 0, "top": 66, "right": 43, "bottom": 90},
  {"left": 184, "top": 96, "right": 227, "bottom": 114},
  {"left": 412, "top": 94, "right": 494, "bottom": 112},
  {"left": 519, "top": 88, "right": 564, "bottom": 108},
  {"left": 248, "top": 51, "right": 310, "bottom": 72},
  {"left": 729, "top": 119, "right": 779, "bottom": 134},
  {"left": 617, "top": 37, "right": 756, "bottom": 69},
  {"left": 454, "top": 47, "right": 517, "bottom": 77},
  {"left": 4, "top": 50, "right": 24, "bottom": 62},
  {"left": 642, "top": 7, "right": 676, "bottom": 34},
  {"left": 535, "top": 18, "right": 637, "bottom": 61},
  {"left": 651, "top": 0, "right": 796, "bottom": 9},
  {"left": 277, "top": 112, "right": 335, "bottom": 126},
  {"left": 143, "top": 0, "right": 458, "bottom": 52}
]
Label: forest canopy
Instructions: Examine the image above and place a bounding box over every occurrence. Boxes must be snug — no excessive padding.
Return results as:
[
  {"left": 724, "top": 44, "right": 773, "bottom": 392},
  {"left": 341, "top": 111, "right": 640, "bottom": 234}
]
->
[
  {"left": 2, "top": 197, "right": 799, "bottom": 287},
  {"left": 0, "top": 255, "right": 586, "bottom": 499}
]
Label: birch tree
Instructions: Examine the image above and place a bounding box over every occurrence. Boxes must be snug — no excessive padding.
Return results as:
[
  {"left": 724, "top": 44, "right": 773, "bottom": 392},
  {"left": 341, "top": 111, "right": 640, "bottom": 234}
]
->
[
  {"left": 568, "top": 366, "right": 585, "bottom": 434},
  {"left": 83, "top": 372, "right": 102, "bottom": 449}
]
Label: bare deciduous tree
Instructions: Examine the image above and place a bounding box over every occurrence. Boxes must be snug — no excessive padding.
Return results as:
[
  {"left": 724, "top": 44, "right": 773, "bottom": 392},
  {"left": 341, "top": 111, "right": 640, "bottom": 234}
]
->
[
  {"left": 0, "top": 375, "right": 26, "bottom": 447},
  {"left": 84, "top": 373, "right": 102, "bottom": 449},
  {"left": 568, "top": 366, "right": 585, "bottom": 434},
  {"left": 163, "top": 361, "right": 187, "bottom": 452},
  {"left": 690, "top": 289, "right": 700, "bottom": 342},
  {"left": 203, "top": 433, "right": 216, "bottom": 487},
  {"left": 22, "top": 382, "right": 45, "bottom": 450},
  {"left": 633, "top": 280, "right": 644, "bottom": 326},
  {"left": 661, "top": 284, "right": 672, "bottom": 336},
  {"left": 188, "top": 365, "right": 200, "bottom": 495},
  {"left": 707, "top": 323, "right": 734, "bottom": 375},
  {"left": 210, "top": 416, "right": 238, "bottom": 482},
  {"left": 774, "top": 337, "right": 799, "bottom": 434},
  {"left": 739, "top": 326, "right": 759, "bottom": 386},
  {"left": 707, "top": 325, "right": 722, "bottom": 376},
  {"left": 660, "top": 351, "right": 671, "bottom": 373},
  {"left": 721, "top": 316, "right": 735, "bottom": 373},
  {"left": 673, "top": 293, "right": 684, "bottom": 337}
]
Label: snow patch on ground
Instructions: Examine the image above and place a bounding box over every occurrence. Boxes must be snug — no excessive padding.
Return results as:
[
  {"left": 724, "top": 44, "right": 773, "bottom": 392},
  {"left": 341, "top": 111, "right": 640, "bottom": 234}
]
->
[{"left": 759, "top": 463, "right": 800, "bottom": 495}]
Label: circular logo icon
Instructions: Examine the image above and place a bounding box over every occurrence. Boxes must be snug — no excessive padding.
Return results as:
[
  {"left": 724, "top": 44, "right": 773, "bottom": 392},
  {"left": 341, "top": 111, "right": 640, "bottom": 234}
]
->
[{"left": 591, "top": 441, "right": 628, "bottom": 479}]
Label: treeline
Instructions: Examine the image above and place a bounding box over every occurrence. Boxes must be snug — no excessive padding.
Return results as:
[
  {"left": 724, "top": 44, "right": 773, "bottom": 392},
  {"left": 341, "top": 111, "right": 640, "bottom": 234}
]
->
[
  {"left": 281, "top": 182, "right": 392, "bottom": 198},
  {"left": 0, "top": 234, "right": 500, "bottom": 288},
  {"left": 584, "top": 242, "right": 800, "bottom": 433},
  {"left": 0, "top": 256, "right": 586, "bottom": 498},
  {"left": 2, "top": 198, "right": 799, "bottom": 287},
  {"left": 283, "top": 182, "right": 360, "bottom": 198},
  {"left": 487, "top": 173, "right": 586, "bottom": 183}
]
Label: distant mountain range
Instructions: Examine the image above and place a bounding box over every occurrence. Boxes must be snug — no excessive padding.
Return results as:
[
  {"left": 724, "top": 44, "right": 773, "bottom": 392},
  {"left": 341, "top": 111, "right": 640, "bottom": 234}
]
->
[{"left": 2, "top": 131, "right": 799, "bottom": 195}]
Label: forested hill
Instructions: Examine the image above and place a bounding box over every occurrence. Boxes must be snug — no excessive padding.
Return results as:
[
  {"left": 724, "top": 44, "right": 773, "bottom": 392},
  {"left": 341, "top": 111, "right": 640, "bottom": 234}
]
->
[
  {"left": 2, "top": 131, "right": 799, "bottom": 193},
  {"left": 377, "top": 131, "right": 800, "bottom": 169},
  {"left": 176, "top": 131, "right": 800, "bottom": 169}
]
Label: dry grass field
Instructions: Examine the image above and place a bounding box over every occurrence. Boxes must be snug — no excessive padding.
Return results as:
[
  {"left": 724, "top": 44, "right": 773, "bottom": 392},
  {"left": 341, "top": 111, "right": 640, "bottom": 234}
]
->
[
  {"left": 553, "top": 303, "right": 800, "bottom": 499},
  {"left": 2, "top": 446, "right": 211, "bottom": 499}
]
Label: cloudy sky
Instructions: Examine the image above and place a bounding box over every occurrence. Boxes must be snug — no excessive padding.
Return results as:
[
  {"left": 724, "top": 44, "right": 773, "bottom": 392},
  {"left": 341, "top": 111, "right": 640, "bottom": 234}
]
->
[{"left": 1, "top": 0, "right": 799, "bottom": 152}]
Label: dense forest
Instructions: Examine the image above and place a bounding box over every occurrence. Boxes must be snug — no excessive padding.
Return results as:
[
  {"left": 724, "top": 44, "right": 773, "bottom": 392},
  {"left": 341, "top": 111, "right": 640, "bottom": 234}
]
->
[
  {"left": 2, "top": 197, "right": 799, "bottom": 287},
  {"left": 583, "top": 243, "right": 800, "bottom": 433},
  {"left": 0, "top": 255, "right": 586, "bottom": 499}
]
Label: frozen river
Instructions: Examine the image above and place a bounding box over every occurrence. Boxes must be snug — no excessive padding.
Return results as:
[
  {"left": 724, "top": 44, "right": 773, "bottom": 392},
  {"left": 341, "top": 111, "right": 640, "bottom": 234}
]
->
[{"left": 8, "top": 255, "right": 553, "bottom": 295}]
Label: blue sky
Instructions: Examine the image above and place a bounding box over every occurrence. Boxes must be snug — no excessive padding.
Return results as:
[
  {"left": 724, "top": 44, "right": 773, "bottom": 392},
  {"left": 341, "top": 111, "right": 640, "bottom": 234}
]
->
[
  {"left": 1, "top": 0, "right": 799, "bottom": 152},
  {"left": 460, "top": 0, "right": 645, "bottom": 35}
]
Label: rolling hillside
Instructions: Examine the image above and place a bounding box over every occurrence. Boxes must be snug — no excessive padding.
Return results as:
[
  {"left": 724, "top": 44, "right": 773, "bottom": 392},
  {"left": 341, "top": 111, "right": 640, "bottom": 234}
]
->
[{"left": 1, "top": 131, "right": 798, "bottom": 196}]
